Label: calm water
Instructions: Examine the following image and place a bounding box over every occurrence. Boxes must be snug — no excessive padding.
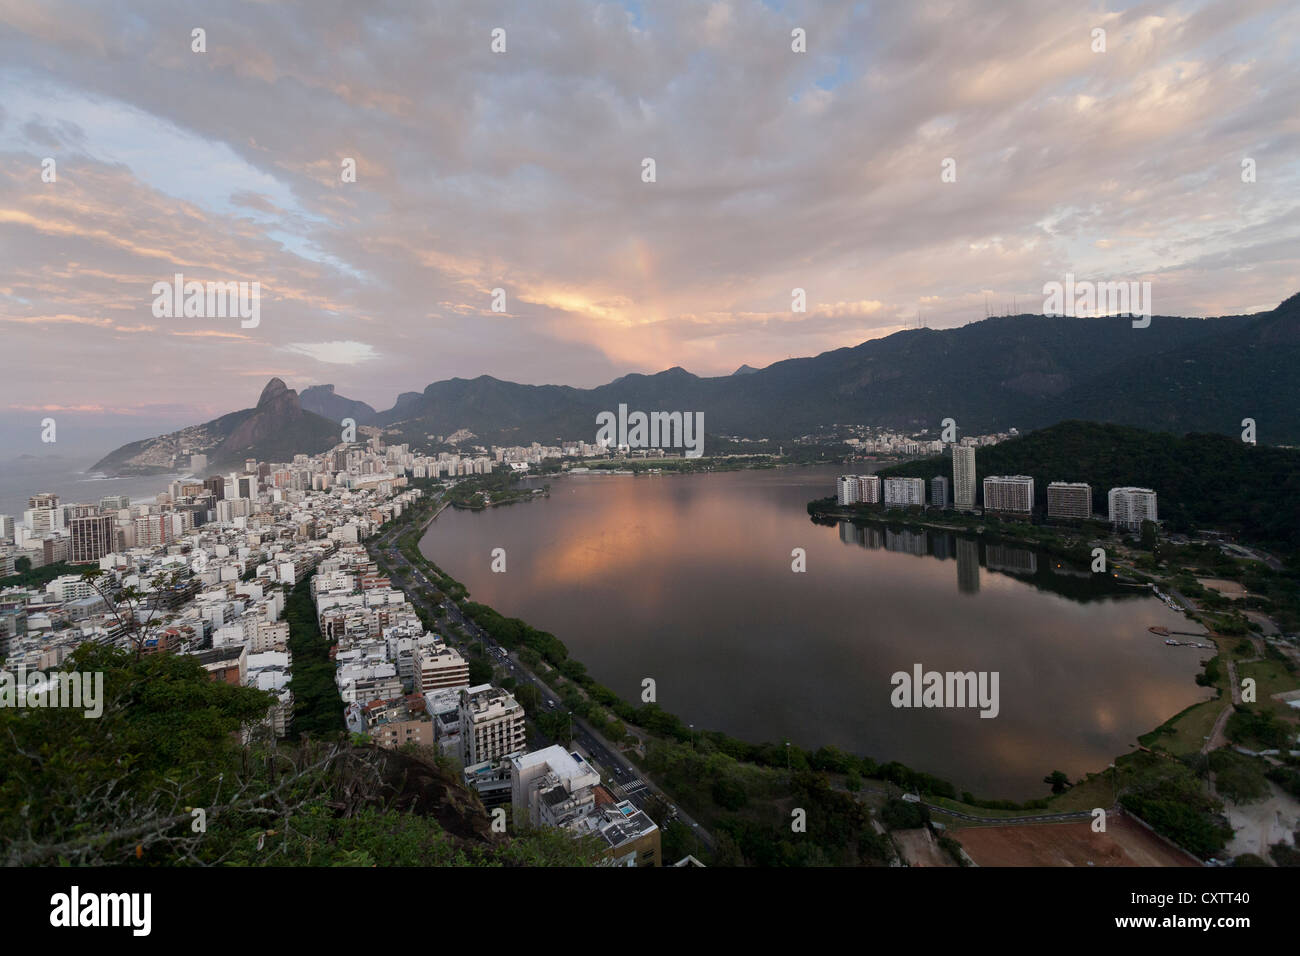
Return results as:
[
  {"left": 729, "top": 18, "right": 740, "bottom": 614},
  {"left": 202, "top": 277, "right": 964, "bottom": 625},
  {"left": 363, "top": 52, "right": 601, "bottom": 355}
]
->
[
  {"left": 0, "top": 455, "right": 184, "bottom": 519},
  {"left": 421, "top": 464, "right": 1212, "bottom": 798}
]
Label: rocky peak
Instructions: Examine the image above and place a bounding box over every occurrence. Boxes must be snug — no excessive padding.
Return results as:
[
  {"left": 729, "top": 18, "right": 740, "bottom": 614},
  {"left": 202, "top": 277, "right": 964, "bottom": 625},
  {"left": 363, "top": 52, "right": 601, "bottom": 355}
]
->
[{"left": 258, "top": 378, "right": 292, "bottom": 408}]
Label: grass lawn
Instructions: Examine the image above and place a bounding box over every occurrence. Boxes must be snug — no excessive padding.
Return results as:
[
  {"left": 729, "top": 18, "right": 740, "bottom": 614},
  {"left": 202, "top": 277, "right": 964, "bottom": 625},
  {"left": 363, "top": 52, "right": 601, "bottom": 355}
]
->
[
  {"left": 1047, "top": 772, "right": 1120, "bottom": 813},
  {"left": 1237, "top": 659, "right": 1300, "bottom": 722}
]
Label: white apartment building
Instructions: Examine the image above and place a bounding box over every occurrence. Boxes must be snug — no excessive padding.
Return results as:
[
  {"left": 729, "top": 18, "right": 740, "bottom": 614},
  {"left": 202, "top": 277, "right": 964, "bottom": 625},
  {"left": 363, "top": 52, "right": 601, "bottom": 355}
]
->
[
  {"left": 1108, "top": 487, "right": 1158, "bottom": 531},
  {"left": 460, "top": 684, "right": 527, "bottom": 766},
  {"left": 983, "top": 476, "right": 1035, "bottom": 513},
  {"left": 837, "top": 475, "right": 858, "bottom": 506},
  {"left": 510, "top": 745, "right": 602, "bottom": 828},
  {"left": 952, "top": 445, "right": 976, "bottom": 510},
  {"left": 882, "top": 476, "right": 925, "bottom": 507}
]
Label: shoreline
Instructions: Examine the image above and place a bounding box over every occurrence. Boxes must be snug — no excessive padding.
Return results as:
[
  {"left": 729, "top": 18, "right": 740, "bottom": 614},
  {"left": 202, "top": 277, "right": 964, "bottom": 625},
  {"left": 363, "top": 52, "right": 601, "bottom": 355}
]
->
[{"left": 414, "top": 477, "right": 1202, "bottom": 811}]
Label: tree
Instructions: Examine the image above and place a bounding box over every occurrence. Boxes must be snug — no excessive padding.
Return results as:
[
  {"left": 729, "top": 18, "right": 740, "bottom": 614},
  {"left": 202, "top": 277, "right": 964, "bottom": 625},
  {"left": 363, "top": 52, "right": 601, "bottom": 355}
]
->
[
  {"left": 513, "top": 683, "right": 542, "bottom": 713},
  {"left": 1044, "top": 770, "right": 1071, "bottom": 794},
  {"left": 467, "top": 657, "right": 493, "bottom": 686},
  {"left": 78, "top": 566, "right": 190, "bottom": 659},
  {"left": 14, "top": 556, "right": 31, "bottom": 574},
  {"left": 1139, "top": 519, "right": 1158, "bottom": 551}
]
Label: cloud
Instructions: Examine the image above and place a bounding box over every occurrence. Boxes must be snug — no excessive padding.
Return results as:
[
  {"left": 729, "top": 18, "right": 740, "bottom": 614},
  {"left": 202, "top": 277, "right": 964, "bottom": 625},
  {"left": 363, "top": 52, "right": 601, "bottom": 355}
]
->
[
  {"left": 281, "top": 340, "right": 379, "bottom": 365},
  {"left": 0, "top": 0, "right": 1296, "bottom": 423}
]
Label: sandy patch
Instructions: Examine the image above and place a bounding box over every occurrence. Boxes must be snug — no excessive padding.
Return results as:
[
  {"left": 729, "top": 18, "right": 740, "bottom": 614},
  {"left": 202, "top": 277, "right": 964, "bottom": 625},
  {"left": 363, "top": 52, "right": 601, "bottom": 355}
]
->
[
  {"left": 1197, "top": 578, "right": 1247, "bottom": 598},
  {"left": 956, "top": 816, "right": 1201, "bottom": 867},
  {"left": 893, "top": 827, "right": 956, "bottom": 867},
  {"left": 1223, "top": 781, "right": 1300, "bottom": 862}
]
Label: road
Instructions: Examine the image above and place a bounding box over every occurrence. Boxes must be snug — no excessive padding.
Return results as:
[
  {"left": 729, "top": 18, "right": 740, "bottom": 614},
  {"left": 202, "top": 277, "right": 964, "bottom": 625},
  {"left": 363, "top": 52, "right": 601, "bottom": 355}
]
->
[{"left": 369, "top": 498, "right": 716, "bottom": 851}]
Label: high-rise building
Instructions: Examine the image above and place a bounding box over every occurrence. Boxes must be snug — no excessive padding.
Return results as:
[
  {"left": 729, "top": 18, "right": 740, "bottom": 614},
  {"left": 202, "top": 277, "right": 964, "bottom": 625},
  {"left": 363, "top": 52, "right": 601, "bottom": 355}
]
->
[
  {"left": 237, "top": 474, "right": 257, "bottom": 500},
  {"left": 69, "top": 515, "right": 115, "bottom": 564},
  {"left": 98, "top": 495, "right": 131, "bottom": 512},
  {"left": 1047, "top": 482, "right": 1092, "bottom": 520},
  {"left": 414, "top": 644, "right": 470, "bottom": 693},
  {"left": 204, "top": 476, "right": 226, "bottom": 501},
  {"left": 189, "top": 453, "right": 208, "bottom": 475},
  {"left": 930, "top": 475, "right": 949, "bottom": 508},
  {"left": 837, "top": 475, "right": 859, "bottom": 506},
  {"left": 983, "top": 476, "right": 1034, "bottom": 513},
  {"left": 952, "top": 445, "right": 976, "bottom": 510},
  {"left": 1108, "top": 487, "right": 1158, "bottom": 531},
  {"left": 883, "top": 476, "right": 926, "bottom": 507},
  {"left": 133, "top": 514, "right": 172, "bottom": 548},
  {"left": 459, "top": 684, "right": 527, "bottom": 766}
]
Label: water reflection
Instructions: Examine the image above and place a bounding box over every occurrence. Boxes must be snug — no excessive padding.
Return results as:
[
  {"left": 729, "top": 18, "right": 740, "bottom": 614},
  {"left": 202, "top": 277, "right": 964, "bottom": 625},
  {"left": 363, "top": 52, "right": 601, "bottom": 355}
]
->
[
  {"left": 833, "top": 518, "right": 1131, "bottom": 601},
  {"left": 422, "top": 466, "right": 1209, "bottom": 798}
]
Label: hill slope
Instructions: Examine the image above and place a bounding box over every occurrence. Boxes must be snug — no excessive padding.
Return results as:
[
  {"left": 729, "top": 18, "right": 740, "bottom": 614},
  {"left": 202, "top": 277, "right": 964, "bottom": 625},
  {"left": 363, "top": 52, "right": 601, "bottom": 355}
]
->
[{"left": 92, "top": 379, "right": 341, "bottom": 476}]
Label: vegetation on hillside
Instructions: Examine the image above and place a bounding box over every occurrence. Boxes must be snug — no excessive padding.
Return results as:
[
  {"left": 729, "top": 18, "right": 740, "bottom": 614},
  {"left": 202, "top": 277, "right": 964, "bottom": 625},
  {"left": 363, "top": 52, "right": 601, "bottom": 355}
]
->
[{"left": 0, "top": 644, "right": 600, "bottom": 866}]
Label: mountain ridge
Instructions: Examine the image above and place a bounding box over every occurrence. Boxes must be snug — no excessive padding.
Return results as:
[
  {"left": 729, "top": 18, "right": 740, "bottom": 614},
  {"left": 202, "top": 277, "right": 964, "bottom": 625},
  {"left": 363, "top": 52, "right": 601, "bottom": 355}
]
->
[{"left": 92, "top": 295, "right": 1300, "bottom": 471}]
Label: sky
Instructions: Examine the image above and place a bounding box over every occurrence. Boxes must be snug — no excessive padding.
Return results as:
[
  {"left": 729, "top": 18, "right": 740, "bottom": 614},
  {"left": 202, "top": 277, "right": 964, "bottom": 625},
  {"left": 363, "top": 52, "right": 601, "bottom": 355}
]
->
[{"left": 2, "top": 0, "right": 1298, "bottom": 457}]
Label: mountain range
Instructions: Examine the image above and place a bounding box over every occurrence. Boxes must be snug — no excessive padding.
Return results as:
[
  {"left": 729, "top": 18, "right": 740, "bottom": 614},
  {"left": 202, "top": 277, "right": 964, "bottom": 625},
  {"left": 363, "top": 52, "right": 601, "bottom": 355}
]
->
[{"left": 93, "top": 293, "right": 1300, "bottom": 474}]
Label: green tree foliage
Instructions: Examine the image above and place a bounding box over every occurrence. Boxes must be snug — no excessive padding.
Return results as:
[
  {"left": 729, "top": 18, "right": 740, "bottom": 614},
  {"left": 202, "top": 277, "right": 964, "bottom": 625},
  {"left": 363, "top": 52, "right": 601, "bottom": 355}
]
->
[
  {"left": 1, "top": 645, "right": 601, "bottom": 867},
  {"left": 285, "top": 573, "right": 344, "bottom": 739},
  {"left": 1119, "top": 756, "right": 1232, "bottom": 858},
  {"left": 1043, "top": 770, "right": 1071, "bottom": 794},
  {"left": 1225, "top": 706, "right": 1291, "bottom": 750},
  {"left": 0, "top": 559, "right": 72, "bottom": 589},
  {"left": 880, "top": 797, "right": 929, "bottom": 831}
]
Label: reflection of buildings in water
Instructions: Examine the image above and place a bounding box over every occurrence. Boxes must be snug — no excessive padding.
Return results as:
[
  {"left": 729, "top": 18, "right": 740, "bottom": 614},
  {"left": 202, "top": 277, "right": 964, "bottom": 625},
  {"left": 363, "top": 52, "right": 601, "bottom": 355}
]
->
[
  {"left": 837, "top": 520, "right": 883, "bottom": 549},
  {"left": 885, "top": 528, "right": 928, "bottom": 556},
  {"left": 931, "top": 533, "right": 954, "bottom": 561},
  {"left": 1048, "top": 561, "right": 1091, "bottom": 579},
  {"left": 956, "top": 537, "right": 980, "bottom": 594},
  {"left": 985, "top": 544, "right": 1038, "bottom": 576}
]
